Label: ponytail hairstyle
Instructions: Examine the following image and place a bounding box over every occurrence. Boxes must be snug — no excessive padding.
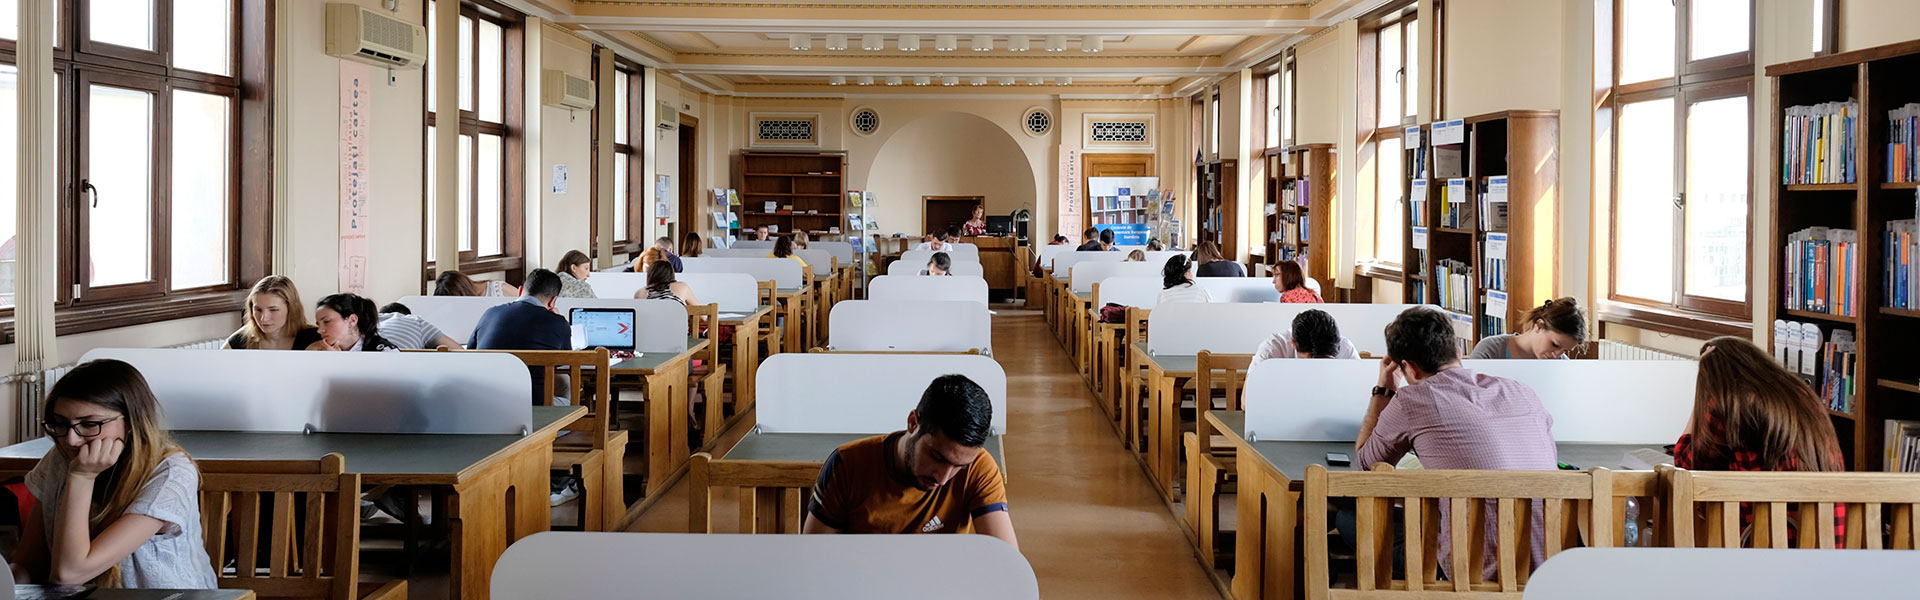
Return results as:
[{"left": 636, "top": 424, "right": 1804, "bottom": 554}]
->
[
  {"left": 45, "top": 359, "right": 185, "bottom": 587},
  {"left": 314, "top": 293, "right": 395, "bottom": 351},
  {"left": 1524, "top": 296, "right": 1589, "bottom": 346},
  {"left": 1161, "top": 255, "right": 1193, "bottom": 289},
  {"left": 1691, "top": 336, "right": 1844, "bottom": 472}
]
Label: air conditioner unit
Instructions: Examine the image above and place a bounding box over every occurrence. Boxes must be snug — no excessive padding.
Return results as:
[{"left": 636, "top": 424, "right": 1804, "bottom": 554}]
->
[
  {"left": 325, "top": 3, "right": 426, "bottom": 69},
  {"left": 657, "top": 101, "right": 680, "bottom": 130},
  {"left": 542, "top": 70, "right": 596, "bottom": 111}
]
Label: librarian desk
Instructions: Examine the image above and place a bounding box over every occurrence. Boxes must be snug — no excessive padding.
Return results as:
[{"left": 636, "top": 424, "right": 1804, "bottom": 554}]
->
[
  {"left": 691, "top": 432, "right": 1006, "bottom": 534},
  {"left": 0, "top": 405, "right": 586, "bottom": 600},
  {"left": 1202, "top": 410, "right": 1660, "bottom": 600}
]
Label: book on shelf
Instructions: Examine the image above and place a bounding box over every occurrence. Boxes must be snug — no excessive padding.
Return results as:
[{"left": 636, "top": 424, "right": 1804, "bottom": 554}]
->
[
  {"left": 1482, "top": 232, "right": 1508, "bottom": 291},
  {"left": 1784, "top": 226, "right": 1860, "bottom": 316},
  {"left": 1820, "top": 328, "right": 1857, "bottom": 413},
  {"left": 1773, "top": 319, "right": 1854, "bottom": 412},
  {"left": 1884, "top": 419, "right": 1920, "bottom": 473},
  {"left": 1436, "top": 259, "right": 1476, "bottom": 314},
  {"left": 1409, "top": 180, "right": 1429, "bottom": 227},
  {"left": 1890, "top": 103, "right": 1919, "bottom": 183},
  {"left": 1483, "top": 290, "right": 1509, "bottom": 338},
  {"left": 1884, "top": 202, "right": 1919, "bottom": 310},
  {"left": 1480, "top": 176, "right": 1509, "bottom": 231},
  {"left": 1440, "top": 179, "right": 1475, "bottom": 229},
  {"left": 1782, "top": 99, "right": 1858, "bottom": 185},
  {"left": 1405, "top": 125, "right": 1427, "bottom": 178}
]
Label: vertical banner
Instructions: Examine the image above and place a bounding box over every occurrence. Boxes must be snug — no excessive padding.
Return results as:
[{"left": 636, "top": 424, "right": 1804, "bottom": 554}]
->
[
  {"left": 1057, "top": 145, "right": 1082, "bottom": 239},
  {"left": 338, "top": 63, "right": 373, "bottom": 295}
]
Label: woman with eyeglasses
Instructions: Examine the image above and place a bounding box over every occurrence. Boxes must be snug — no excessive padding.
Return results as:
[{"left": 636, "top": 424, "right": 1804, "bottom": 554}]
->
[{"left": 9, "top": 360, "right": 216, "bottom": 588}]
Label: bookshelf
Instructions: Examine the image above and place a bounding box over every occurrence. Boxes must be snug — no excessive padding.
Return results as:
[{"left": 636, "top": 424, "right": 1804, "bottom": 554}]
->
[
  {"left": 1195, "top": 158, "right": 1238, "bottom": 258},
  {"left": 1262, "top": 144, "right": 1335, "bottom": 285},
  {"left": 1400, "top": 110, "right": 1560, "bottom": 351},
  {"left": 1765, "top": 39, "right": 1920, "bottom": 471},
  {"left": 738, "top": 152, "right": 849, "bottom": 238}
]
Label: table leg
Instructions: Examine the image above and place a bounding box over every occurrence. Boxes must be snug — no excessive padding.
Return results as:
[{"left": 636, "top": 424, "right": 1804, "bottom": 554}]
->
[
  {"left": 669, "top": 361, "right": 692, "bottom": 468},
  {"left": 734, "top": 323, "right": 760, "bottom": 411},
  {"left": 1152, "top": 372, "right": 1180, "bottom": 499},
  {"left": 645, "top": 371, "right": 672, "bottom": 496},
  {"left": 447, "top": 464, "right": 511, "bottom": 600},
  {"left": 782, "top": 297, "right": 803, "bottom": 353},
  {"left": 505, "top": 437, "right": 555, "bottom": 538}
]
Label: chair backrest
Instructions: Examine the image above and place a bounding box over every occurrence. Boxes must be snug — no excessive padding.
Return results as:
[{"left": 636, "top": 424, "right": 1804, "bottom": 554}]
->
[
  {"left": 887, "top": 260, "right": 984, "bottom": 276},
  {"left": 827, "top": 300, "right": 991, "bottom": 354},
  {"left": 753, "top": 353, "right": 1007, "bottom": 434},
  {"left": 1302, "top": 464, "right": 1613, "bottom": 599},
  {"left": 1145, "top": 302, "right": 1432, "bottom": 357},
  {"left": 1070, "top": 262, "right": 1164, "bottom": 294},
  {"left": 1666, "top": 466, "right": 1920, "bottom": 550},
  {"left": 490, "top": 532, "right": 1038, "bottom": 600},
  {"left": 901, "top": 248, "right": 981, "bottom": 266},
  {"left": 454, "top": 348, "right": 613, "bottom": 443},
  {"left": 552, "top": 298, "right": 691, "bottom": 353},
  {"left": 72, "top": 348, "right": 531, "bottom": 434},
  {"left": 811, "top": 241, "right": 854, "bottom": 265},
  {"left": 395, "top": 295, "right": 514, "bottom": 342},
  {"left": 867, "top": 275, "right": 990, "bottom": 306},
  {"left": 681, "top": 257, "right": 806, "bottom": 288},
  {"left": 1195, "top": 351, "right": 1254, "bottom": 411},
  {"left": 200, "top": 453, "right": 371, "bottom": 600},
  {"left": 686, "top": 304, "right": 724, "bottom": 367}
]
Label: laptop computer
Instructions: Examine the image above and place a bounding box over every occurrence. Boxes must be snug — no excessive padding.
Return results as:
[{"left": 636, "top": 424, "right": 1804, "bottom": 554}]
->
[{"left": 568, "top": 308, "right": 637, "bottom": 351}]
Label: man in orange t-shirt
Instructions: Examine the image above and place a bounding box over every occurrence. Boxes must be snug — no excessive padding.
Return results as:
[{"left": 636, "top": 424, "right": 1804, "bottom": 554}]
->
[{"left": 803, "top": 375, "right": 1018, "bottom": 548}]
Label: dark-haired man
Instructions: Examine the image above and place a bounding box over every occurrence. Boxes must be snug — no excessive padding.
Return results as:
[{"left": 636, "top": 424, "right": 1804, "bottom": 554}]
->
[
  {"left": 804, "top": 374, "right": 1017, "bottom": 548},
  {"left": 1356, "top": 306, "right": 1554, "bottom": 578},
  {"left": 1074, "top": 227, "right": 1102, "bottom": 251},
  {"left": 1252, "top": 309, "right": 1358, "bottom": 362},
  {"left": 467, "top": 268, "right": 579, "bottom": 505}
]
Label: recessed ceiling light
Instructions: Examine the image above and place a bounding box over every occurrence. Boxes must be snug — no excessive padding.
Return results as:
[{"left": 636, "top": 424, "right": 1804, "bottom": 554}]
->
[
  {"left": 972, "top": 35, "right": 993, "bottom": 52},
  {"left": 942, "top": 76, "right": 959, "bottom": 86},
  {"left": 862, "top": 35, "right": 884, "bottom": 51},
  {"left": 788, "top": 34, "right": 811, "bottom": 51},
  {"left": 1060, "top": 77, "right": 1073, "bottom": 85},
  {"left": 899, "top": 34, "right": 921, "bottom": 52},
  {"left": 1008, "top": 35, "right": 1030, "bottom": 52},
  {"left": 913, "top": 75, "right": 931, "bottom": 86},
  {"left": 935, "top": 35, "right": 958, "bottom": 52},
  {"left": 828, "top": 75, "right": 846, "bottom": 85},
  {"left": 1045, "top": 35, "right": 1067, "bottom": 52},
  {"left": 1082, "top": 37, "right": 1103, "bottom": 53},
  {"left": 886, "top": 76, "right": 903, "bottom": 86},
  {"left": 969, "top": 76, "right": 987, "bottom": 86},
  {"left": 1027, "top": 77, "right": 1045, "bottom": 86},
  {"left": 857, "top": 76, "right": 875, "bottom": 85},
  {"left": 826, "top": 34, "right": 848, "bottom": 51},
  {"left": 999, "top": 76, "right": 1016, "bottom": 86}
]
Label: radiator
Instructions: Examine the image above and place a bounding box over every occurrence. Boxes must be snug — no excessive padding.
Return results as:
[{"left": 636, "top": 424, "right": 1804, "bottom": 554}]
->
[
  {"left": 1595, "top": 339, "right": 1692, "bottom": 361},
  {"left": 11, "top": 338, "right": 226, "bottom": 441}
]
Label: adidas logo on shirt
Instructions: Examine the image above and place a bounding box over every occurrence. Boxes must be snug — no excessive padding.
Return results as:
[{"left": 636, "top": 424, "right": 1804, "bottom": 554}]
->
[{"left": 921, "top": 516, "right": 944, "bottom": 532}]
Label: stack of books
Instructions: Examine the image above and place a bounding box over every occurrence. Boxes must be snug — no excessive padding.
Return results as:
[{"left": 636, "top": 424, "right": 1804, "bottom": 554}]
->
[
  {"left": 1891, "top": 103, "right": 1920, "bottom": 183},
  {"left": 1783, "top": 99, "right": 1858, "bottom": 185},
  {"left": 1884, "top": 216, "right": 1918, "bottom": 310},
  {"left": 1784, "top": 226, "right": 1859, "bottom": 316},
  {"left": 1884, "top": 419, "right": 1920, "bottom": 472},
  {"left": 1435, "top": 259, "right": 1475, "bottom": 314},
  {"left": 1819, "top": 328, "right": 1857, "bottom": 414}
]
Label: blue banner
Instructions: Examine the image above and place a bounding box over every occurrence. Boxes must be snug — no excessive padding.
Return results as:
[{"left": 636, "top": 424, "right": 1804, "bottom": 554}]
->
[{"left": 1095, "top": 223, "right": 1150, "bottom": 246}]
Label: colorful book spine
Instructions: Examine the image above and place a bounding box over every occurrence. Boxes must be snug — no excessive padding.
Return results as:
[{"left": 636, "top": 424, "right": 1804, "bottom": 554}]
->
[
  {"left": 1784, "top": 99, "right": 1859, "bottom": 185},
  {"left": 1786, "top": 226, "right": 1859, "bottom": 316}
]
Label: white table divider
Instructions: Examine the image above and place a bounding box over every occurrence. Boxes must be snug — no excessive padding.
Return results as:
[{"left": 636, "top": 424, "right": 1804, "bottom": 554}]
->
[
  {"left": 680, "top": 257, "right": 807, "bottom": 288},
  {"left": 867, "top": 275, "right": 990, "bottom": 306},
  {"left": 1146, "top": 302, "right": 1433, "bottom": 357},
  {"left": 701, "top": 248, "right": 835, "bottom": 277},
  {"left": 1054, "top": 250, "right": 1182, "bottom": 281},
  {"left": 1194, "top": 277, "right": 1285, "bottom": 302},
  {"left": 827, "top": 300, "right": 991, "bottom": 354},
  {"left": 1070, "top": 262, "right": 1164, "bottom": 294},
  {"left": 1239, "top": 358, "right": 1697, "bottom": 443},
  {"left": 71, "top": 348, "right": 533, "bottom": 434},
  {"left": 729, "top": 240, "right": 776, "bottom": 249},
  {"left": 552, "top": 298, "right": 691, "bottom": 353},
  {"left": 1093, "top": 276, "right": 1164, "bottom": 309},
  {"left": 395, "top": 295, "right": 516, "bottom": 343},
  {"left": 887, "top": 260, "right": 985, "bottom": 276},
  {"left": 754, "top": 353, "right": 1008, "bottom": 434},
  {"left": 1524, "top": 548, "right": 1914, "bottom": 600},
  {"left": 901, "top": 246, "right": 980, "bottom": 263},
  {"left": 812, "top": 241, "right": 854, "bottom": 265}
]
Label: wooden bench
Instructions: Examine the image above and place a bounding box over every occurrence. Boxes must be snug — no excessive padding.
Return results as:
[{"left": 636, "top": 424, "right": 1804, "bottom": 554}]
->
[{"left": 1667, "top": 465, "right": 1920, "bottom": 549}]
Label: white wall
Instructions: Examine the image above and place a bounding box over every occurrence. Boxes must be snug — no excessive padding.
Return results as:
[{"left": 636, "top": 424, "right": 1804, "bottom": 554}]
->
[{"left": 540, "top": 27, "right": 594, "bottom": 267}]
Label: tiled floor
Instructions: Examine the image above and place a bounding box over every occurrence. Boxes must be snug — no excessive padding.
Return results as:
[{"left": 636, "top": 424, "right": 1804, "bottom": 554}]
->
[{"left": 627, "top": 307, "right": 1222, "bottom": 599}]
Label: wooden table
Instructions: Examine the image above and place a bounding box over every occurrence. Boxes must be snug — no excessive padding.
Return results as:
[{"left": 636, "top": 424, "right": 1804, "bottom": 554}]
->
[
  {"left": 716, "top": 306, "right": 774, "bottom": 412},
  {"left": 607, "top": 339, "right": 708, "bottom": 504},
  {"left": 690, "top": 433, "right": 1007, "bottom": 534},
  {"left": 1131, "top": 343, "right": 1197, "bottom": 498},
  {"left": 0, "top": 406, "right": 584, "bottom": 600},
  {"left": 14, "top": 587, "right": 255, "bottom": 599},
  {"left": 1205, "top": 410, "right": 1657, "bottom": 600},
  {"left": 771, "top": 286, "right": 810, "bottom": 354}
]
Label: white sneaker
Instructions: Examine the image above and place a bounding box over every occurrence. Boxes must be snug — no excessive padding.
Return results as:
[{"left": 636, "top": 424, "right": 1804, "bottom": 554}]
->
[{"left": 550, "top": 483, "right": 581, "bottom": 507}]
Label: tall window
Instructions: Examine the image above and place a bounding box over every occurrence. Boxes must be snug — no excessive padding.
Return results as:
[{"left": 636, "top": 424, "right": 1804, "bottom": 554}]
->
[
  {"left": 594, "top": 60, "right": 642, "bottom": 254},
  {"left": 426, "top": 0, "right": 522, "bottom": 273},
  {"left": 1366, "top": 4, "right": 1422, "bottom": 264},
  {"left": 1280, "top": 53, "right": 1295, "bottom": 148},
  {"left": 0, "top": 0, "right": 270, "bottom": 331},
  {"left": 1607, "top": 0, "right": 1752, "bottom": 320}
]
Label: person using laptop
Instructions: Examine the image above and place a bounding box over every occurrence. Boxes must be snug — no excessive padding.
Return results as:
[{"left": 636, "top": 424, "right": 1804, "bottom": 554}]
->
[
  {"left": 804, "top": 375, "right": 1016, "bottom": 548},
  {"left": 470, "top": 269, "right": 571, "bottom": 401}
]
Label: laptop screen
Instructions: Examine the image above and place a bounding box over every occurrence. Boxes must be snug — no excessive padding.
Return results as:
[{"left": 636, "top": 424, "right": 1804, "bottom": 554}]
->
[{"left": 568, "top": 308, "right": 636, "bottom": 351}]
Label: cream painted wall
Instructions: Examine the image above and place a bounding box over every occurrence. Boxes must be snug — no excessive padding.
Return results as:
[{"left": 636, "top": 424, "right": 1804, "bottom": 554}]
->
[
  {"left": 1295, "top": 32, "right": 1341, "bottom": 146},
  {"left": 864, "top": 112, "right": 1038, "bottom": 235},
  {"left": 1837, "top": 0, "right": 1920, "bottom": 51},
  {"left": 540, "top": 28, "right": 595, "bottom": 266},
  {"left": 1443, "top": 0, "right": 1565, "bottom": 119}
]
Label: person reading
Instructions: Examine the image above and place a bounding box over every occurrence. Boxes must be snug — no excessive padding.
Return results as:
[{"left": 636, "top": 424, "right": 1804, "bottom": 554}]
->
[
  {"left": 307, "top": 294, "right": 399, "bottom": 352},
  {"left": 1155, "top": 255, "right": 1210, "bottom": 305},
  {"left": 1074, "top": 227, "right": 1102, "bottom": 251},
  {"left": 922, "top": 252, "right": 952, "bottom": 276},
  {"left": 804, "top": 374, "right": 1017, "bottom": 548},
  {"left": 1273, "top": 260, "right": 1322, "bottom": 303},
  {"left": 1252, "top": 308, "right": 1357, "bottom": 362},
  {"left": 1356, "top": 307, "right": 1555, "bottom": 580},
  {"left": 1468, "top": 297, "right": 1586, "bottom": 359}
]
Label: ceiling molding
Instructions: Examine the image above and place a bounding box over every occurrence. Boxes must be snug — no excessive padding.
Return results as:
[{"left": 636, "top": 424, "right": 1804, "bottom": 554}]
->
[
  {"left": 574, "top": 1, "right": 1308, "bottom": 9},
  {"left": 570, "top": 18, "right": 1321, "bottom": 35}
]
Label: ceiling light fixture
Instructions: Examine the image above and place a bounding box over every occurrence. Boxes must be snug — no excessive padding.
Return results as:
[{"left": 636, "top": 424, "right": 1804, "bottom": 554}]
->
[
  {"left": 1027, "top": 76, "right": 1045, "bottom": 85},
  {"left": 972, "top": 35, "right": 993, "bottom": 51},
  {"left": 1060, "top": 77, "right": 1073, "bottom": 85},
  {"left": 999, "top": 76, "right": 1016, "bottom": 86},
  {"left": 899, "top": 34, "right": 921, "bottom": 52},
  {"left": 942, "top": 76, "right": 960, "bottom": 86},
  {"left": 1008, "top": 35, "right": 1030, "bottom": 52},
  {"left": 828, "top": 75, "right": 846, "bottom": 85},
  {"left": 886, "top": 76, "right": 903, "bottom": 86},
  {"left": 913, "top": 75, "right": 931, "bottom": 86},
  {"left": 935, "top": 34, "right": 958, "bottom": 52},
  {"left": 969, "top": 76, "right": 987, "bottom": 86},
  {"left": 826, "top": 34, "right": 848, "bottom": 51},
  {"left": 857, "top": 76, "right": 875, "bottom": 85},
  {"left": 862, "top": 34, "right": 884, "bottom": 51},
  {"left": 788, "top": 34, "right": 811, "bottom": 51},
  {"left": 1045, "top": 35, "right": 1067, "bottom": 52},
  {"left": 1082, "top": 36, "right": 1103, "bottom": 53}
]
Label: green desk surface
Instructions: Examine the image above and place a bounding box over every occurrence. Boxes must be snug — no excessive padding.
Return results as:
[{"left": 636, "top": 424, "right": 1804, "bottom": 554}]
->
[
  {"left": 717, "top": 305, "right": 774, "bottom": 323},
  {"left": 609, "top": 349, "right": 694, "bottom": 374},
  {"left": 1132, "top": 342, "right": 1197, "bottom": 374},
  {"left": 724, "top": 433, "right": 1005, "bottom": 468},
  {"left": 777, "top": 287, "right": 804, "bottom": 295},
  {"left": 1073, "top": 292, "right": 1092, "bottom": 301},
  {"left": 0, "top": 406, "right": 580, "bottom": 480},
  {"left": 1208, "top": 410, "right": 1663, "bottom": 483},
  {"left": 15, "top": 587, "right": 253, "bottom": 599}
]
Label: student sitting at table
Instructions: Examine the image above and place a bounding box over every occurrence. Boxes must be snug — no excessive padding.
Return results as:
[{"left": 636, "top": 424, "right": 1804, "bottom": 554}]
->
[
  {"left": 307, "top": 294, "right": 399, "bottom": 352},
  {"left": 639, "top": 259, "right": 703, "bottom": 307},
  {"left": 1468, "top": 297, "right": 1587, "bottom": 359},
  {"left": 1048, "top": 234, "right": 1068, "bottom": 245},
  {"left": 1192, "top": 241, "right": 1244, "bottom": 278},
  {"left": 792, "top": 230, "right": 812, "bottom": 250},
  {"left": 1074, "top": 227, "right": 1102, "bottom": 251},
  {"left": 554, "top": 250, "right": 597, "bottom": 299},
  {"left": 1674, "top": 336, "right": 1845, "bottom": 542},
  {"left": 680, "top": 232, "right": 705, "bottom": 259},
  {"left": 10, "top": 359, "right": 217, "bottom": 588},
  {"left": 1273, "top": 260, "right": 1322, "bottom": 303},
  {"left": 913, "top": 233, "right": 951, "bottom": 252},
  {"left": 377, "top": 302, "right": 464, "bottom": 350},
  {"left": 1146, "top": 239, "right": 1165, "bottom": 251},
  {"left": 656, "top": 236, "right": 685, "bottom": 271},
  {"left": 753, "top": 225, "right": 772, "bottom": 241},
  {"left": 1124, "top": 249, "right": 1145, "bottom": 262},
  {"left": 804, "top": 375, "right": 1016, "bottom": 548},
  {"left": 1357, "top": 307, "right": 1555, "bottom": 579},
  {"left": 434, "top": 270, "right": 518, "bottom": 298},
  {"left": 224, "top": 275, "right": 322, "bottom": 350},
  {"left": 922, "top": 252, "right": 953, "bottom": 276},
  {"left": 768, "top": 236, "right": 809, "bottom": 270},
  {"left": 1156, "top": 255, "right": 1211, "bottom": 305},
  {"left": 1252, "top": 308, "right": 1357, "bottom": 362},
  {"left": 472, "top": 269, "right": 571, "bottom": 404}
]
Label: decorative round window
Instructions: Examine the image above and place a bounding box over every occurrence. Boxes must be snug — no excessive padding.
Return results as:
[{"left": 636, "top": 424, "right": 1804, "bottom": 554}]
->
[
  {"left": 1022, "top": 107, "right": 1053, "bottom": 137},
  {"left": 850, "top": 106, "right": 881, "bottom": 136}
]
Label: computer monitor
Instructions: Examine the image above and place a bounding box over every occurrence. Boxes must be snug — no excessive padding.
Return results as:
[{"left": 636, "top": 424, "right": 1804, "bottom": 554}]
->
[
  {"left": 568, "top": 308, "right": 637, "bottom": 351},
  {"left": 985, "top": 215, "right": 1014, "bottom": 235}
]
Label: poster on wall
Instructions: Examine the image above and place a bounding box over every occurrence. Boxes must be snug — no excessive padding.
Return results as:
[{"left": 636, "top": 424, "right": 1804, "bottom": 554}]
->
[
  {"left": 1057, "top": 145, "right": 1082, "bottom": 239},
  {"left": 338, "top": 62, "right": 373, "bottom": 295}
]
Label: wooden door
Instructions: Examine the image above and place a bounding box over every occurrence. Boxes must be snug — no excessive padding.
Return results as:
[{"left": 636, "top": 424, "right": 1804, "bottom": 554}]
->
[
  {"left": 1082, "top": 153, "right": 1156, "bottom": 226},
  {"left": 923, "top": 196, "right": 982, "bottom": 236},
  {"left": 676, "top": 115, "right": 699, "bottom": 240}
]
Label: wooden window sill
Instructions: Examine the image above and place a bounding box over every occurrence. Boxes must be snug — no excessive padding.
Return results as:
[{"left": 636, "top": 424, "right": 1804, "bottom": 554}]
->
[
  {"left": 0, "top": 290, "right": 247, "bottom": 345},
  {"left": 1597, "top": 300, "right": 1751, "bottom": 341},
  {"left": 1355, "top": 261, "right": 1405, "bottom": 283}
]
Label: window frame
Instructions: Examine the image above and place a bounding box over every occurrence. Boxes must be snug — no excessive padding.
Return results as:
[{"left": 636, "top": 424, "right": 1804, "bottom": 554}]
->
[
  {"left": 423, "top": 0, "right": 525, "bottom": 280},
  {"left": 0, "top": 0, "right": 271, "bottom": 341},
  {"left": 1359, "top": 0, "right": 1426, "bottom": 267},
  {"left": 1604, "top": 0, "right": 1755, "bottom": 327},
  {"left": 591, "top": 56, "right": 643, "bottom": 257}
]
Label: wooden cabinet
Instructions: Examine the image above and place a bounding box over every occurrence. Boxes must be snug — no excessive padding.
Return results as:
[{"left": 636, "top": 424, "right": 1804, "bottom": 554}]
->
[{"left": 738, "top": 152, "right": 847, "bottom": 238}]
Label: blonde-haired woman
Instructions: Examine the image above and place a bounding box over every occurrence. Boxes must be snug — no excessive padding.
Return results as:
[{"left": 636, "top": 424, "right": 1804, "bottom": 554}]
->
[
  {"left": 224, "top": 275, "right": 321, "bottom": 350},
  {"left": 10, "top": 359, "right": 216, "bottom": 587}
]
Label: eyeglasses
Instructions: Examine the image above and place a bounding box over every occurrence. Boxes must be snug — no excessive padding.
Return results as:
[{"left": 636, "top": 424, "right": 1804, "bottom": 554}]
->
[{"left": 42, "top": 416, "right": 123, "bottom": 438}]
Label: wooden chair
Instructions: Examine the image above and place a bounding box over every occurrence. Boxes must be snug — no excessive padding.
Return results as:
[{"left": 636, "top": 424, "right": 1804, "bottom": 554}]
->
[
  {"left": 1184, "top": 431, "right": 1236, "bottom": 569},
  {"left": 483, "top": 348, "right": 624, "bottom": 531},
  {"left": 1194, "top": 351, "right": 1254, "bottom": 412},
  {"left": 1665, "top": 465, "right": 1920, "bottom": 549},
  {"left": 686, "top": 303, "right": 732, "bottom": 449},
  {"left": 1302, "top": 464, "right": 1615, "bottom": 599},
  {"left": 756, "top": 280, "right": 784, "bottom": 357},
  {"left": 688, "top": 452, "right": 817, "bottom": 534},
  {"left": 200, "top": 454, "right": 408, "bottom": 600}
]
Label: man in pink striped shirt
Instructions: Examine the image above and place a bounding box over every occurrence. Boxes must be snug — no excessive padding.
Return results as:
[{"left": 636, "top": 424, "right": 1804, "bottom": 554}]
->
[{"left": 1355, "top": 307, "right": 1557, "bottom": 581}]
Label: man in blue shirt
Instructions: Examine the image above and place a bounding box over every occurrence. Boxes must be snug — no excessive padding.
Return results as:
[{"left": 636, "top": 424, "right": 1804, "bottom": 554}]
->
[{"left": 470, "top": 268, "right": 571, "bottom": 402}]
